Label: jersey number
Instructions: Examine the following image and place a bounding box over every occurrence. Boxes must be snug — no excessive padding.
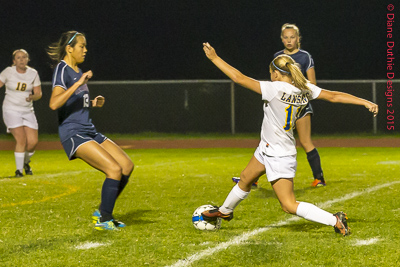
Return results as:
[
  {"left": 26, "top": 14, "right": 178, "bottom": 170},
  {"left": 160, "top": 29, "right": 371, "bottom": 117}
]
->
[
  {"left": 83, "top": 94, "right": 90, "bottom": 107},
  {"left": 284, "top": 105, "right": 303, "bottom": 131},
  {"left": 283, "top": 105, "right": 293, "bottom": 131},
  {"left": 15, "top": 82, "right": 27, "bottom": 91}
]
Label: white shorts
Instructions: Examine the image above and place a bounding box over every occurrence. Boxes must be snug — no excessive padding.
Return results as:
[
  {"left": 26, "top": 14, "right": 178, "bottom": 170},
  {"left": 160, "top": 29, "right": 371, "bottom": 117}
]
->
[
  {"left": 254, "top": 146, "right": 297, "bottom": 182},
  {"left": 2, "top": 109, "right": 38, "bottom": 133}
]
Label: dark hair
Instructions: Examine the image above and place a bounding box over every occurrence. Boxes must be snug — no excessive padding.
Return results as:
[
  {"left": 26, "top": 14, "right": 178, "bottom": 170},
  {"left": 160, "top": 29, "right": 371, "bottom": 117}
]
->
[{"left": 47, "top": 31, "right": 85, "bottom": 67}]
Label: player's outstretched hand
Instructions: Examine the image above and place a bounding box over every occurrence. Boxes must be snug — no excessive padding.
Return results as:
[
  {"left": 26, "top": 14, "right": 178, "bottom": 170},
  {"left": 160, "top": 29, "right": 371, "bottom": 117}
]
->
[
  {"left": 92, "top": 95, "right": 105, "bottom": 108},
  {"left": 203, "top": 43, "right": 218, "bottom": 61},
  {"left": 78, "top": 70, "right": 93, "bottom": 86},
  {"left": 366, "top": 102, "right": 379, "bottom": 117}
]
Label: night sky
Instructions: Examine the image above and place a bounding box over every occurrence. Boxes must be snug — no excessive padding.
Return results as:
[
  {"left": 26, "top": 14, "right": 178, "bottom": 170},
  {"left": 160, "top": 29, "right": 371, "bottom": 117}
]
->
[{"left": 0, "top": 1, "right": 396, "bottom": 82}]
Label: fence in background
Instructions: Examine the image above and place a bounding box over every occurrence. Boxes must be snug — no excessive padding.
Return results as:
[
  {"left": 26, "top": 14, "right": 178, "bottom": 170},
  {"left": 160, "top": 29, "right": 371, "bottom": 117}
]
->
[{"left": 0, "top": 79, "right": 398, "bottom": 135}]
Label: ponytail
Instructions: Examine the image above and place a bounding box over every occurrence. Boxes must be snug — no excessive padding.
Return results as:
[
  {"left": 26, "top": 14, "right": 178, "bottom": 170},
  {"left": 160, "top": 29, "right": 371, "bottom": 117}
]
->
[{"left": 269, "top": 54, "right": 310, "bottom": 93}]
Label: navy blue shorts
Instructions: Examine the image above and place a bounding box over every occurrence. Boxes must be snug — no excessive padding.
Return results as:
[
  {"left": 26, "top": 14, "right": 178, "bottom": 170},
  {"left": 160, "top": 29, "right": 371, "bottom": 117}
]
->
[
  {"left": 61, "top": 132, "right": 107, "bottom": 160},
  {"left": 297, "top": 102, "right": 314, "bottom": 120}
]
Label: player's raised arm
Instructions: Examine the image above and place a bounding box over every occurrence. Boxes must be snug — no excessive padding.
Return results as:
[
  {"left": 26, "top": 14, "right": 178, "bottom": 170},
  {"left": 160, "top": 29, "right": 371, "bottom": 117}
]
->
[
  {"left": 203, "top": 42, "right": 261, "bottom": 94},
  {"left": 317, "top": 89, "right": 379, "bottom": 116}
]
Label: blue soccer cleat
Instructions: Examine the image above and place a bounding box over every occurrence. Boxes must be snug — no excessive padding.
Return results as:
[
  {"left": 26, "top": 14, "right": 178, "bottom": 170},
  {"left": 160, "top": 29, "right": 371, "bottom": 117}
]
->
[
  {"left": 92, "top": 209, "right": 126, "bottom": 228},
  {"left": 232, "top": 177, "right": 258, "bottom": 188}
]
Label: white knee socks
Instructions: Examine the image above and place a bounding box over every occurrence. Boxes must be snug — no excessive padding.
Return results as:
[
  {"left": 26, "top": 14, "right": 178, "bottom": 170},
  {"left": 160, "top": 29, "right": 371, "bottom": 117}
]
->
[
  {"left": 220, "top": 184, "right": 250, "bottom": 214},
  {"left": 14, "top": 152, "right": 25, "bottom": 172},
  {"left": 296, "top": 202, "right": 337, "bottom": 226}
]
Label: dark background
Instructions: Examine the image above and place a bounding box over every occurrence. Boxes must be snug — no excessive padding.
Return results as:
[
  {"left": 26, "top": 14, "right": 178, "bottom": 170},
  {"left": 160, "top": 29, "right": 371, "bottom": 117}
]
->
[
  {"left": 0, "top": 1, "right": 396, "bottom": 81},
  {"left": 0, "top": 1, "right": 398, "bottom": 135}
]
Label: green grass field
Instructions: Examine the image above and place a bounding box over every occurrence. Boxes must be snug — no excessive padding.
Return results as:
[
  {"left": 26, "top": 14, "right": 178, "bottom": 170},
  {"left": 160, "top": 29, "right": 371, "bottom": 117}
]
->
[{"left": 1, "top": 146, "right": 400, "bottom": 266}]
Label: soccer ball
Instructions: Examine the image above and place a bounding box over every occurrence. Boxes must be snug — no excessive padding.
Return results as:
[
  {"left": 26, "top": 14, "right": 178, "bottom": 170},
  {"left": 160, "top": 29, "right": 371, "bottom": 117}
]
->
[{"left": 192, "top": 205, "right": 222, "bottom": 231}]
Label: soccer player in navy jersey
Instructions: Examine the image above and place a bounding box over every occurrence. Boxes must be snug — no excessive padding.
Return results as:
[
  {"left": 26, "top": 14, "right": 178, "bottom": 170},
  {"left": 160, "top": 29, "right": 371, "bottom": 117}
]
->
[
  {"left": 276, "top": 23, "right": 325, "bottom": 187},
  {"left": 47, "top": 31, "right": 134, "bottom": 231},
  {"left": 233, "top": 23, "right": 325, "bottom": 187}
]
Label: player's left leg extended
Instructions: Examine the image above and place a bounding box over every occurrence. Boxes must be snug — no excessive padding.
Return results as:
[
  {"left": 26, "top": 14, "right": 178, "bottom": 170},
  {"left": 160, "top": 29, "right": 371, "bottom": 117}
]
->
[
  {"left": 271, "top": 178, "right": 350, "bottom": 235},
  {"left": 296, "top": 114, "right": 325, "bottom": 187}
]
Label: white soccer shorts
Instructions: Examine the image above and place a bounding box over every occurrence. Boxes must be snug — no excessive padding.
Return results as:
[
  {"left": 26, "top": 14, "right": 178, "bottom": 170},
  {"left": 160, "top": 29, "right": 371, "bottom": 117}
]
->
[
  {"left": 2, "top": 109, "right": 38, "bottom": 133},
  {"left": 254, "top": 146, "right": 297, "bottom": 182}
]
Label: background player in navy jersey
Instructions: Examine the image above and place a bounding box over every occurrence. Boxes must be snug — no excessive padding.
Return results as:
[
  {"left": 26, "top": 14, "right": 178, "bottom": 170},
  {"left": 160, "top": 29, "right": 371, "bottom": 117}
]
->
[
  {"left": 201, "top": 42, "right": 378, "bottom": 236},
  {"left": 233, "top": 23, "right": 325, "bottom": 187},
  {"left": 0, "top": 49, "right": 42, "bottom": 177},
  {"left": 47, "top": 31, "right": 134, "bottom": 231}
]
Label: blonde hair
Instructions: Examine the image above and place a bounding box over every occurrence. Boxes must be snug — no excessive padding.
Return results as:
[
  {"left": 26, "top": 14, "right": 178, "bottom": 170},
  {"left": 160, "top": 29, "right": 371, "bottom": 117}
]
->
[
  {"left": 12, "top": 49, "right": 30, "bottom": 66},
  {"left": 281, "top": 23, "right": 301, "bottom": 49},
  {"left": 269, "top": 54, "right": 310, "bottom": 93},
  {"left": 47, "top": 31, "right": 85, "bottom": 67}
]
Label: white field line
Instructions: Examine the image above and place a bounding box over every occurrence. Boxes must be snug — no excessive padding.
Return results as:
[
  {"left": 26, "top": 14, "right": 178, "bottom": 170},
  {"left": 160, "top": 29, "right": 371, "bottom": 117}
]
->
[
  {"left": 353, "top": 238, "right": 381, "bottom": 246},
  {"left": 75, "top": 242, "right": 109, "bottom": 250},
  {"left": 376, "top": 161, "right": 400, "bottom": 165},
  {"left": 167, "top": 181, "right": 400, "bottom": 267}
]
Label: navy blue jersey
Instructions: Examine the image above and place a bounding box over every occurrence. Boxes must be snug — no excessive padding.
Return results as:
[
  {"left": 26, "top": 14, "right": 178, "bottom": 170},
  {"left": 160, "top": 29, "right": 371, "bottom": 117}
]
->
[
  {"left": 274, "top": 49, "right": 314, "bottom": 76},
  {"left": 52, "top": 60, "right": 96, "bottom": 142}
]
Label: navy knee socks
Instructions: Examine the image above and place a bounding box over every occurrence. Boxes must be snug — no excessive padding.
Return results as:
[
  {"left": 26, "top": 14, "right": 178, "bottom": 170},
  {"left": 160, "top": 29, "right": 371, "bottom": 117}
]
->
[{"left": 306, "top": 148, "right": 324, "bottom": 182}]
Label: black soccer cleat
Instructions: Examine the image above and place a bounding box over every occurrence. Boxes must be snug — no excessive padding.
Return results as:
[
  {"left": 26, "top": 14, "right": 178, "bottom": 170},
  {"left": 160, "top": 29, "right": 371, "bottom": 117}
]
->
[
  {"left": 24, "top": 163, "right": 33, "bottom": 175},
  {"left": 15, "top": 170, "right": 24, "bottom": 178},
  {"left": 201, "top": 206, "right": 233, "bottom": 222},
  {"left": 334, "top": 212, "right": 351, "bottom": 236}
]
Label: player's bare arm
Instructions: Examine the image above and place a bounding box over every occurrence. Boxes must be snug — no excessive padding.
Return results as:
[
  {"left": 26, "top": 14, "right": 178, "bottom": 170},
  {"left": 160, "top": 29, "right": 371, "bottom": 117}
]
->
[
  {"left": 306, "top": 67, "right": 316, "bottom": 85},
  {"left": 26, "top": 86, "right": 42, "bottom": 102},
  {"left": 203, "top": 42, "right": 261, "bottom": 94},
  {"left": 49, "top": 71, "right": 93, "bottom": 110},
  {"left": 318, "top": 89, "right": 378, "bottom": 116}
]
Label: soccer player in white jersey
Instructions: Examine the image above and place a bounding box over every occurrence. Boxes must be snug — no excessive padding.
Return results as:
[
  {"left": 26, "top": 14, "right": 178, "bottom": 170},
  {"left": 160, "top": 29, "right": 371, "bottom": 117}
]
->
[
  {"left": 201, "top": 42, "right": 378, "bottom": 236},
  {"left": 233, "top": 23, "right": 325, "bottom": 187},
  {"left": 0, "top": 49, "right": 42, "bottom": 177}
]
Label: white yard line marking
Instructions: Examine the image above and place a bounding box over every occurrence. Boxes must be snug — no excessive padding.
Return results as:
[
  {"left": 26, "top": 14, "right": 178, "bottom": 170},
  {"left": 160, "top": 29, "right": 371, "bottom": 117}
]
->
[
  {"left": 353, "top": 238, "right": 380, "bottom": 246},
  {"left": 75, "top": 242, "right": 109, "bottom": 250},
  {"left": 376, "top": 161, "right": 400, "bottom": 165},
  {"left": 167, "top": 181, "right": 400, "bottom": 267}
]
